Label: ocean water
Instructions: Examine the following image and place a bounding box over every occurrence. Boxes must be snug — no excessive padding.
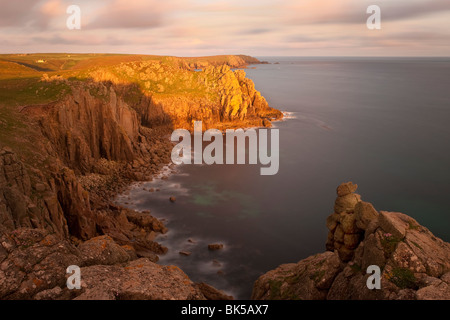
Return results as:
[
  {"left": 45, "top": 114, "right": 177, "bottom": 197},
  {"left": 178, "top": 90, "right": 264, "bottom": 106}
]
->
[{"left": 116, "top": 57, "right": 450, "bottom": 299}]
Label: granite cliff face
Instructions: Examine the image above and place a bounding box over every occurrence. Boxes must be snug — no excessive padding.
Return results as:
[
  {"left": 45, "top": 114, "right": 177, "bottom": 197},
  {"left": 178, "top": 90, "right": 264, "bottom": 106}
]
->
[
  {"left": 86, "top": 60, "right": 282, "bottom": 130},
  {"left": 0, "top": 54, "right": 278, "bottom": 300},
  {"left": 252, "top": 183, "right": 450, "bottom": 300}
]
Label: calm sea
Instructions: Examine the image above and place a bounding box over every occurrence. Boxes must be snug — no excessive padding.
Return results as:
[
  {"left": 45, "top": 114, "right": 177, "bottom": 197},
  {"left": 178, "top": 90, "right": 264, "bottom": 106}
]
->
[{"left": 116, "top": 57, "right": 450, "bottom": 299}]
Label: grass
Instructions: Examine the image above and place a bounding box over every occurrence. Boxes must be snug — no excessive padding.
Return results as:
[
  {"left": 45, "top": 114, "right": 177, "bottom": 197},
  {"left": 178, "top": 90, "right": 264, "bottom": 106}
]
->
[
  {"left": 0, "top": 100, "right": 32, "bottom": 155},
  {"left": 0, "top": 53, "right": 248, "bottom": 109},
  {"left": 310, "top": 269, "right": 326, "bottom": 282},
  {"left": 0, "top": 77, "right": 71, "bottom": 106},
  {"left": 268, "top": 280, "right": 282, "bottom": 300},
  {"left": 388, "top": 267, "right": 418, "bottom": 290},
  {"left": 410, "top": 240, "right": 422, "bottom": 250},
  {"left": 268, "top": 279, "right": 302, "bottom": 300},
  {"left": 380, "top": 233, "right": 402, "bottom": 256},
  {"left": 350, "top": 263, "right": 362, "bottom": 273},
  {"left": 408, "top": 220, "right": 420, "bottom": 230}
]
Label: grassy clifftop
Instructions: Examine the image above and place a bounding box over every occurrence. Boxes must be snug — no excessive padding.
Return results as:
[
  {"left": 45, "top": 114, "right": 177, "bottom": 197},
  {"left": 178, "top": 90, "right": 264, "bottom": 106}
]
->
[{"left": 0, "top": 53, "right": 280, "bottom": 158}]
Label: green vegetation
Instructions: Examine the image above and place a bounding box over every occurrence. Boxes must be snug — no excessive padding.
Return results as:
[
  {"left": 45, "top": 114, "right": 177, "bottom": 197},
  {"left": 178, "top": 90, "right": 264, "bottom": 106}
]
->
[
  {"left": 380, "top": 233, "right": 402, "bottom": 255},
  {"left": 389, "top": 267, "right": 418, "bottom": 289},
  {"left": 408, "top": 220, "right": 420, "bottom": 230},
  {"left": 0, "top": 53, "right": 257, "bottom": 113},
  {"left": 0, "top": 78, "right": 70, "bottom": 106},
  {"left": 268, "top": 279, "right": 302, "bottom": 300},
  {"left": 410, "top": 240, "right": 422, "bottom": 250},
  {"left": 311, "top": 269, "right": 326, "bottom": 282},
  {"left": 268, "top": 280, "right": 282, "bottom": 299},
  {"left": 350, "top": 263, "right": 362, "bottom": 273},
  {"left": 285, "top": 272, "right": 303, "bottom": 285}
]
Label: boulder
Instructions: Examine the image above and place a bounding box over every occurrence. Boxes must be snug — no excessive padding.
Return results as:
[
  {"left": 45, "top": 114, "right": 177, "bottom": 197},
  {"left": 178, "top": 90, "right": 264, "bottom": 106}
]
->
[
  {"left": 344, "top": 233, "right": 361, "bottom": 249},
  {"left": 336, "top": 182, "right": 358, "bottom": 197},
  {"left": 326, "top": 213, "right": 339, "bottom": 232},
  {"left": 252, "top": 251, "right": 341, "bottom": 300},
  {"left": 354, "top": 201, "right": 379, "bottom": 230},
  {"left": 339, "top": 212, "right": 359, "bottom": 234},
  {"left": 416, "top": 281, "right": 450, "bottom": 300},
  {"left": 334, "top": 193, "right": 361, "bottom": 214},
  {"left": 208, "top": 244, "right": 224, "bottom": 251},
  {"left": 74, "top": 259, "right": 206, "bottom": 300},
  {"left": 333, "top": 225, "right": 345, "bottom": 243},
  {"left": 195, "top": 282, "right": 233, "bottom": 300},
  {"left": 78, "top": 235, "right": 131, "bottom": 266},
  {"left": 0, "top": 228, "right": 81, "bottom": 300},
  {"left": 378, "top": 211, "right": 411, "bottom": 239}
]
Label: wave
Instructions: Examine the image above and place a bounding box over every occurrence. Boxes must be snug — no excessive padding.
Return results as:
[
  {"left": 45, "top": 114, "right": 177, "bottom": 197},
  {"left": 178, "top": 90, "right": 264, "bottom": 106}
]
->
[
  {"left": 281, "top": 111, "right": 332, "bottom": 131},
  {"left": 281, "top": 111, "right": 298, "bottom": 120}
]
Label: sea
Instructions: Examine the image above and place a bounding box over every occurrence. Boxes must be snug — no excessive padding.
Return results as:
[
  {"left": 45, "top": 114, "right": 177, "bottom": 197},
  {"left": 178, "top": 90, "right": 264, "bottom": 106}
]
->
[{"left": 115, "top": 57, "right": 450, "bottom": 299}]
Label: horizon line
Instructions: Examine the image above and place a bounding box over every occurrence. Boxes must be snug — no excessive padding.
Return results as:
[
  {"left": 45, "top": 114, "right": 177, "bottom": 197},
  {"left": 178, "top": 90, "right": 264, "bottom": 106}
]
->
[{"left": 1, "top": 52, "right": 450, "bottom": 59}]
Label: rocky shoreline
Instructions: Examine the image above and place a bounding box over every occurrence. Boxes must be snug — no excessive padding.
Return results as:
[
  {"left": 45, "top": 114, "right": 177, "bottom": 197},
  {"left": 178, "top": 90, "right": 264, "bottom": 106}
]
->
[
  {"left": 2, "top": 54, "right": 448, "bottom": 300},
  {"left": 0, "top": 55, "right": 281, "bottom": 300},
  {"left": 252, "top": 182, "right": 450, "bottom": 300}
]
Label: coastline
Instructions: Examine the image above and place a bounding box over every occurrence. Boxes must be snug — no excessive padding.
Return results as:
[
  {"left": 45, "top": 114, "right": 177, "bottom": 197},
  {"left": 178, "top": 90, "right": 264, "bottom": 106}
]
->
[
  {"left": 110, "top": 110, "right": 291, "bottom": 299},
  {"left": 2, "top": 53, "right": 448, "bottom": 300},
  {"left": 0, "top": 54, "right": 283, "bottom": 299}
]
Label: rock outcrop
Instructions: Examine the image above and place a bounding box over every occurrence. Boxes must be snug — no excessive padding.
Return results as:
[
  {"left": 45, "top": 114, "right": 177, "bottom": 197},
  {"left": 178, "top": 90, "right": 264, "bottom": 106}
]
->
[
  {"left": 74, "top": 259, "right": 206, "bottom": 300},
  {"left": 88, "top": 60, "right": 282, "bottom": 131},
  {"left": 0, "top": 229, "right": 207, "bottom": 300},
  {"left": 252, "top": 183, "right": 450, "bottom": 300}
]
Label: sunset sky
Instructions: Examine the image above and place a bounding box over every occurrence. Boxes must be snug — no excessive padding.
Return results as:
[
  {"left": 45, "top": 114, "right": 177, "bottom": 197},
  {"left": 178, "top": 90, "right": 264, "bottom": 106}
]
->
[{"left": 1, "top": 0, "right": 450, "bottom": 56}]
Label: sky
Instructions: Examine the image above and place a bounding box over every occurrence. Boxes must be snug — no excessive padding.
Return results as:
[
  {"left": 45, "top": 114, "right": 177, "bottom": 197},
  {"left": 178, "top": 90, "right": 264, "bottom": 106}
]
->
[{"left": 1, "top": 0, "right": 450, "bottom": 56}]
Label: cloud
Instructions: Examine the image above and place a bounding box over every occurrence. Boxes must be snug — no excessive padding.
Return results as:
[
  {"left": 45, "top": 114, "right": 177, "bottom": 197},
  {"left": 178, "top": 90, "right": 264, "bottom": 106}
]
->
[
  {"left": 0, "top": 0, "right": 65, "bottom": 29},
  {"left": 285, "top": 0, "right": 450, "bottom": 25},
  {"left": 240, "top": 28, "right": 272, "bottom": 35},
  {"left": 86, "top": 0, "right": 177, "bottom": 29},
  {"left": 1, "top": 0, "right": 450, "bottom": 56}
]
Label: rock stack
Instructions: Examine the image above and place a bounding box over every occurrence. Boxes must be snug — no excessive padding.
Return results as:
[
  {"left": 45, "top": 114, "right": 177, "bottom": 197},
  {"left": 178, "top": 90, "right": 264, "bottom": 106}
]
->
[{"left": 326, "top": 182, "right": 378, "bottom": 261}]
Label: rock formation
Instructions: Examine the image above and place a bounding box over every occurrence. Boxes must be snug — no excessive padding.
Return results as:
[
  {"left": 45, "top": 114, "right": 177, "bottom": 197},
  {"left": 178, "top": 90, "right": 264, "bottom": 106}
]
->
[
  {"left": 252, "top": 182, "right": 450, "bottom": 300},
  {"left": 0, "top": 230, "right": 215, "bottom": 300},
  {"left": 0, "top": 54, "right": 280, "bottom": 300},
  {"left": 88, "top": 60, "right": 282, "bottom": 130}
]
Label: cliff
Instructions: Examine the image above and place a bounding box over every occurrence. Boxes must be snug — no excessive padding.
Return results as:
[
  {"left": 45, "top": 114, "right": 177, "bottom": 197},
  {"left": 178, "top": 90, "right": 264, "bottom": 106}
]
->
[
  {"left": 252, "top": 182, "right": 450, "bottom": 300},
  {"left": 84, "top": 59, "right": 282, "bottom": 130},
  {"left": 0, "top": 54, "right": 280, "bottom": 300}
]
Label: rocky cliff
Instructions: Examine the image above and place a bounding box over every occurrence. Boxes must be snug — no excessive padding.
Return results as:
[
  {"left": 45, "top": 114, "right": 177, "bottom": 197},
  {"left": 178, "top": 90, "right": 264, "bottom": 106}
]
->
[
  {"left": 85, "top": 59, "right": 282, "bottom": 130},
  {"left": 252, "top": 182, "right": 450, "bottom": 300},
  {"left": 0, "top": 54, "right": 279, "bottom": 300}
]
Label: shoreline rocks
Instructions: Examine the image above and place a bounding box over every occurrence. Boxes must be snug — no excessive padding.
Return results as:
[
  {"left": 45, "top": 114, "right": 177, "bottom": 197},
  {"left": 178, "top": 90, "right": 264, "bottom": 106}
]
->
[{"left": 208, "top": 244, "right": 224, "bottom": 251}]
